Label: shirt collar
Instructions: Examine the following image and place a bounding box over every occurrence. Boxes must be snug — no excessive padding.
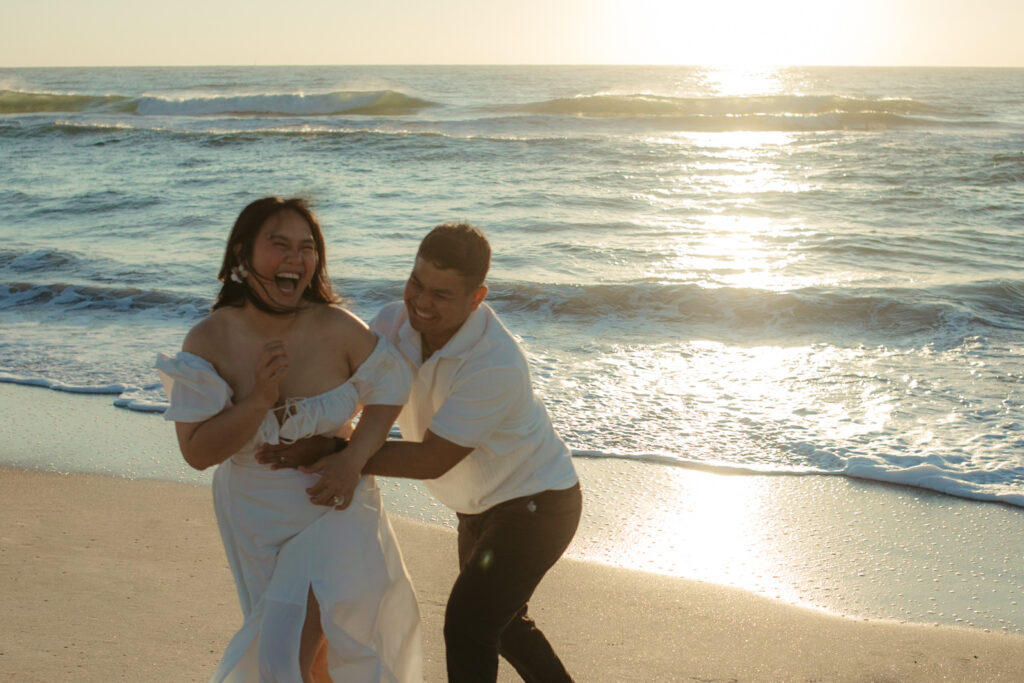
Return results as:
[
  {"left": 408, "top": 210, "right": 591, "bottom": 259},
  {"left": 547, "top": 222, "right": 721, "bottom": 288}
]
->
[
  {"left": 438, "top": 304, "right": 488, "bottom": 359},
  {"left": 397, "top": 303, "right": 489, "bottom": 366},
  {"left": 397, "top": 311, "right": 424, "bottom": 367}
]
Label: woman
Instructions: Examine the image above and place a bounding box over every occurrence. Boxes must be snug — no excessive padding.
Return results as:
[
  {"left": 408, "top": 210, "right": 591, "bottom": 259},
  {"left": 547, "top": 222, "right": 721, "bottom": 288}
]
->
[{"left": 156, "top": 197, "right": 421, "bottom": 682}]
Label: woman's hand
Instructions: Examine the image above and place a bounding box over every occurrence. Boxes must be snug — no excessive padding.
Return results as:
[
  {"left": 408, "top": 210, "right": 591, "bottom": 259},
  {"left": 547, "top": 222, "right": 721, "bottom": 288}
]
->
[
  {"left": 302, "top": 451, "right": 364, "bottom": 509},
  {"left": 253, "top": 341, "right": 288, "bottom": 408},
  {"left": 299, "top": 404, "right": 400, "bottom": 507}
]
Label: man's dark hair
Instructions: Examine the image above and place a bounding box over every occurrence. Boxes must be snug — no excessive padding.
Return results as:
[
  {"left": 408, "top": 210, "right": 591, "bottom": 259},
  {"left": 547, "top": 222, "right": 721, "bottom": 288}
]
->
[{"left": 417, "top": 222, "right": 491, "bottom": 289}]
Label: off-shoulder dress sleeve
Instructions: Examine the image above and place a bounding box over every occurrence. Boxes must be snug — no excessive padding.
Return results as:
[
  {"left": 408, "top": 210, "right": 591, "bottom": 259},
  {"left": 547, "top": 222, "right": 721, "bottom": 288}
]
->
[
  {"left": 155, "top": 351, "right": 234, "bottom": 422},
  {"left": 349, "top": 334, "right": 412, "bottom": 407}
]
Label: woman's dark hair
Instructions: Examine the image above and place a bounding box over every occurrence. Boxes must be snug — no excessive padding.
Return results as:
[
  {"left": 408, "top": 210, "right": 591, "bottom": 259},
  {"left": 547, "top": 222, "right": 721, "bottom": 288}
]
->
[
  {"left": 417, "top": 222, "right": 491, "bottom": 290},
  {"left": 213, "top": 196, "right": 337, "bottom": 314}
]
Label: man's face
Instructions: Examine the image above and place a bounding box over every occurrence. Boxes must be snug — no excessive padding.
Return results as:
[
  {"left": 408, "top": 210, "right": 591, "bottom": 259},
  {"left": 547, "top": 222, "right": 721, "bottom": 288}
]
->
[{"left": 403, "top": 256, "right": 486, "bottom": 348}]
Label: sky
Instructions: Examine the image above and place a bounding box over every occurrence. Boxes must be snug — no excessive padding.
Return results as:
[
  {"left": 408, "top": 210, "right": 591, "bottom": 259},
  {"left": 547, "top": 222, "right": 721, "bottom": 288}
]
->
[{"left": 1, "top": 0, "right": 1022, "bottom": 68}]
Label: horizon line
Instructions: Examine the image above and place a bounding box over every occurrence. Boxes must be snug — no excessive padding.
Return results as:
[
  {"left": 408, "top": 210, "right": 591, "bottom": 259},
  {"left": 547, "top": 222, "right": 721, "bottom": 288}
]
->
[{"left": 3, "top": 62, "right": 1024, "bottom": 70}]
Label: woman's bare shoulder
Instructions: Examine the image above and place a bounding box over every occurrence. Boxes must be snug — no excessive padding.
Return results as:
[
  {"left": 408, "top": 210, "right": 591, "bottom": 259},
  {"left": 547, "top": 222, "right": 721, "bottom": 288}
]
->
[
  {"left": 314, "top": 305, "right": 371, "bottom": 336},
  {"left": 182, "top": 308, "right": 237, "bottom": 359},
  {"left": 312, "top": 305, "right": 377, "bottom": 357}
]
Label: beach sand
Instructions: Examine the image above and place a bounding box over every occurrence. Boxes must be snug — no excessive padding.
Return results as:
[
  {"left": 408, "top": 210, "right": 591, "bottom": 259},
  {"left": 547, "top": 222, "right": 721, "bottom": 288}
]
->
[{"left": 2, "top": 383, "right": 1024, "bottom": 681}]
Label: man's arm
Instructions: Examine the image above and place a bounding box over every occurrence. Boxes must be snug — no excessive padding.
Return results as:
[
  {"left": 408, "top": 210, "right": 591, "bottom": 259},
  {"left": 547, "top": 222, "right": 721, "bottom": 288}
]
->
[
  {"left": 362, "top": 429, "right": 473, "bottom": 480},
  {"left": 257, "top": 427, "right": 472, "bottom": 481},
  {"left": 366, "top": 363, "right": 518, "bottom": 479},
  {"left": 256, "top": 434, "right": 337, "bottom": 469}
]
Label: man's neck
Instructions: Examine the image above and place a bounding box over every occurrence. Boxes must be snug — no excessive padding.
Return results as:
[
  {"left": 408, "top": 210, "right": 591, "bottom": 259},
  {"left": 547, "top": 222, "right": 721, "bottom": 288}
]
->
[
  {"left": 420, "top": 334, "right": 443, "bottom": 362},
  {"left": 415, "top": 306, "right": 480, "bottom": 361}
]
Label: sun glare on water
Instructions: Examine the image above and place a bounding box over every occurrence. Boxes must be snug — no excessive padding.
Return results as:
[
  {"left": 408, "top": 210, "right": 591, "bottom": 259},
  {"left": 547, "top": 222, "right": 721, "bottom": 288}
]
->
[{"left": 699, "top": 66, "right": 788, "bottom": 97}]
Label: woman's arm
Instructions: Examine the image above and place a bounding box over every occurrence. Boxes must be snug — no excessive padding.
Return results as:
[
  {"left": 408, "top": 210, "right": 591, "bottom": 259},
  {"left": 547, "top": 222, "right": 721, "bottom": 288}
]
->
[
  {"left": 175, "top": 395, "right": 273, "bottom": 470},
  {"left": 302, "top": 404, "right": 401, "bottom": 507},
  {"left": 176, "top": 340, "right": 287, "bottom": 470}
]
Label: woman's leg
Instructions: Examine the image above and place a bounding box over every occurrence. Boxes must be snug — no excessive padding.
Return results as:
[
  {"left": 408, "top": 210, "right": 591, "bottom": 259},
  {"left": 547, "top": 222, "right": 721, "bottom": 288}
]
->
[
  {"left": 310, "top": 640, "right": 331, "bottom": 683},
  {"left": 299, "top": 586, "right": 331, "bottom": 683}
]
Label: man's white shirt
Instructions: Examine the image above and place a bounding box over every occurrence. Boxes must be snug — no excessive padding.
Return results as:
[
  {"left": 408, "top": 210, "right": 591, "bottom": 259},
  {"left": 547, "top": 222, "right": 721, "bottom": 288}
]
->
[{"left": 371, "top": 301, "right": 578, "bottom": 515}]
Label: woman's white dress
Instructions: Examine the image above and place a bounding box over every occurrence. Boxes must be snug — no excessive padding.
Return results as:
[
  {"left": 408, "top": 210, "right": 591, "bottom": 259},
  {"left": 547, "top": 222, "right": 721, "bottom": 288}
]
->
[{"left": 156, "top": 336, "right": 422, "bottom": 683}]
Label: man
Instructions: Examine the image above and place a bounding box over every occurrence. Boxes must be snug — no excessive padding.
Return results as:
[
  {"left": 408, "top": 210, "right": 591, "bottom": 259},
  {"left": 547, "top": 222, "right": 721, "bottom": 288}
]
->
[{"left": 266, "top": 222, "right": 581, "bottom": 682}]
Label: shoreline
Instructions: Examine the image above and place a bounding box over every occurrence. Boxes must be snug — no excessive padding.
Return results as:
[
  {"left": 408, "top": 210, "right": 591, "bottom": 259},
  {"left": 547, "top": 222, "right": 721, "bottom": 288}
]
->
[
  {"left": 9, "top": 374, "right": 1021, "bottom": 511},
  {"left": 3, "top": 382, "right": 1024, "bottom": 637}
]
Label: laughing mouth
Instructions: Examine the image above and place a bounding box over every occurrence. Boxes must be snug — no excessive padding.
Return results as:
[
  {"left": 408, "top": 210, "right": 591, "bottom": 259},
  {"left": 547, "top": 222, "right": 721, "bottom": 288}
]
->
[
  {"left": 410, "top": 305, "right": 437, "bottom": 321},
  {"left": 275, "top": 272, "right": 301, "bottom": 293}
]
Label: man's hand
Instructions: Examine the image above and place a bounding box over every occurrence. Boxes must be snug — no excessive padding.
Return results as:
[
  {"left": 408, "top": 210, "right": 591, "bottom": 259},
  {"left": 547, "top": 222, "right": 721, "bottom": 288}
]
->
[
  {"left": 302, "top": 451, "right": 364, "bottom": 510},
  {"left": 256, "top": 435, "right": 341, "bottom": 470}
]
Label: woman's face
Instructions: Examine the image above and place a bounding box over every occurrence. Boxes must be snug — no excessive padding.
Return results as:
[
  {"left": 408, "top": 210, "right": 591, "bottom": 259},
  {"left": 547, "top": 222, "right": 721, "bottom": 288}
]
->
[{"left": 245, "top": 209, "right": 318, "bottom": 309}]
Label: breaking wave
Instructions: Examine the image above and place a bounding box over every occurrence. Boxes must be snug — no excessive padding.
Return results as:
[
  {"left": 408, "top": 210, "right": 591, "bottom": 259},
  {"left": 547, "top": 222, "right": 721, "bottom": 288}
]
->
[
  {"left": 5, "top": 274, "right": 1021, "bottom": 341},
  {"left": 134, "top": 90, "right": 435, "bottom": 116},
  {"left": 517, "top": 93, "right": 942, "bottom": 117},
  {"left": 0, "top": 89, "right": 135, "bottom": 114},
  {"left": 0, "top": 281, "right": 207, "bottom": 317},
  {"left": 488, "top": 279, "right": 1024, "bottom": 339},
  {"left": 0, "top": 89, "right": 436, "bottom": 116}
]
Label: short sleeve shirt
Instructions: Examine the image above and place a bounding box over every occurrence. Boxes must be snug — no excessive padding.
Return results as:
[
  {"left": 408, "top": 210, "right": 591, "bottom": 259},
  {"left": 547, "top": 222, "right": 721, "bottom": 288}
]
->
[{"left": 371, "top": 301, "right": 578, "bottom": 514}]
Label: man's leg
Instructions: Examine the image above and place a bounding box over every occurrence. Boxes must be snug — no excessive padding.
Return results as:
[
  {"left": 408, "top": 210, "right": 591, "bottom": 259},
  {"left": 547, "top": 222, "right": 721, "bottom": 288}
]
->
[
  {"left": 444, "top": 484, "right": 582, "bottom": 683},
  {"left": 497, "top": 605, "right": 566, "bottom": 683}
]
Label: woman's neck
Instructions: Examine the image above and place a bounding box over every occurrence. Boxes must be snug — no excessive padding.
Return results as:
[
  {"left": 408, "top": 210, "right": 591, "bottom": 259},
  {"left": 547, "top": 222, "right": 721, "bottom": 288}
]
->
[{"left": 241, "top": 301, "right": 304, "bottom": 338}]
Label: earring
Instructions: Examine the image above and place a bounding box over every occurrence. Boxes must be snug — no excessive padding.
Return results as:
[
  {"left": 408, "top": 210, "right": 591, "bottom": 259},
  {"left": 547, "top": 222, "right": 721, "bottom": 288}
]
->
[{"left": 230, "top": 263, "right": 249, "bottom": 284}]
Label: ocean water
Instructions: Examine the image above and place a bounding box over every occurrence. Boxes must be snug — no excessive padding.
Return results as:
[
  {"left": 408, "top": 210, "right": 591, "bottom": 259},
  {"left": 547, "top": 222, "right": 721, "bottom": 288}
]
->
[{"left": 1, "top": 65, "right": 1023, "bottom": 512}]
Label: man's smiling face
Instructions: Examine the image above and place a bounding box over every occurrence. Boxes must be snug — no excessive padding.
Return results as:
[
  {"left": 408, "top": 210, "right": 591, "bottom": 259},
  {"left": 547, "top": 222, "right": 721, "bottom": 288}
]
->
[{"left": 403, "top": 256, "right": 486, "bottom": 353}]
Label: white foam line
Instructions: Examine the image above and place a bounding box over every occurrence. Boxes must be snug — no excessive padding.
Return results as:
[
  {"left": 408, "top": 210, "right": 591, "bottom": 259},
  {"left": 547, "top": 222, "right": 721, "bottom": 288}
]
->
[
  {"left": 0, "top": 373, "right": 127, "bottom": 395},
  {"left": 572, "top": 448, "right": 1024, "bottom": 509}
]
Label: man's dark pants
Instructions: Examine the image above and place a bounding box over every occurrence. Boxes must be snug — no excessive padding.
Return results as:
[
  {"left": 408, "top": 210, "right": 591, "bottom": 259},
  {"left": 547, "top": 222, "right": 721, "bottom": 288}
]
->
[{"left": 444, "top": 482, "right": 582, "bottom": 682}]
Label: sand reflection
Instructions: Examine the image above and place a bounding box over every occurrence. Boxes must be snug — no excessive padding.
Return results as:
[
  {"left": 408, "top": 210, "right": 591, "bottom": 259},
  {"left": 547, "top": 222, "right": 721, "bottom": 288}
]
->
[
  {"left": 568, "top": 457, "right": 1024, "bottom": 633},
  {"left": 572, "top": 458, "right": 808, "bottom": 607}
]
